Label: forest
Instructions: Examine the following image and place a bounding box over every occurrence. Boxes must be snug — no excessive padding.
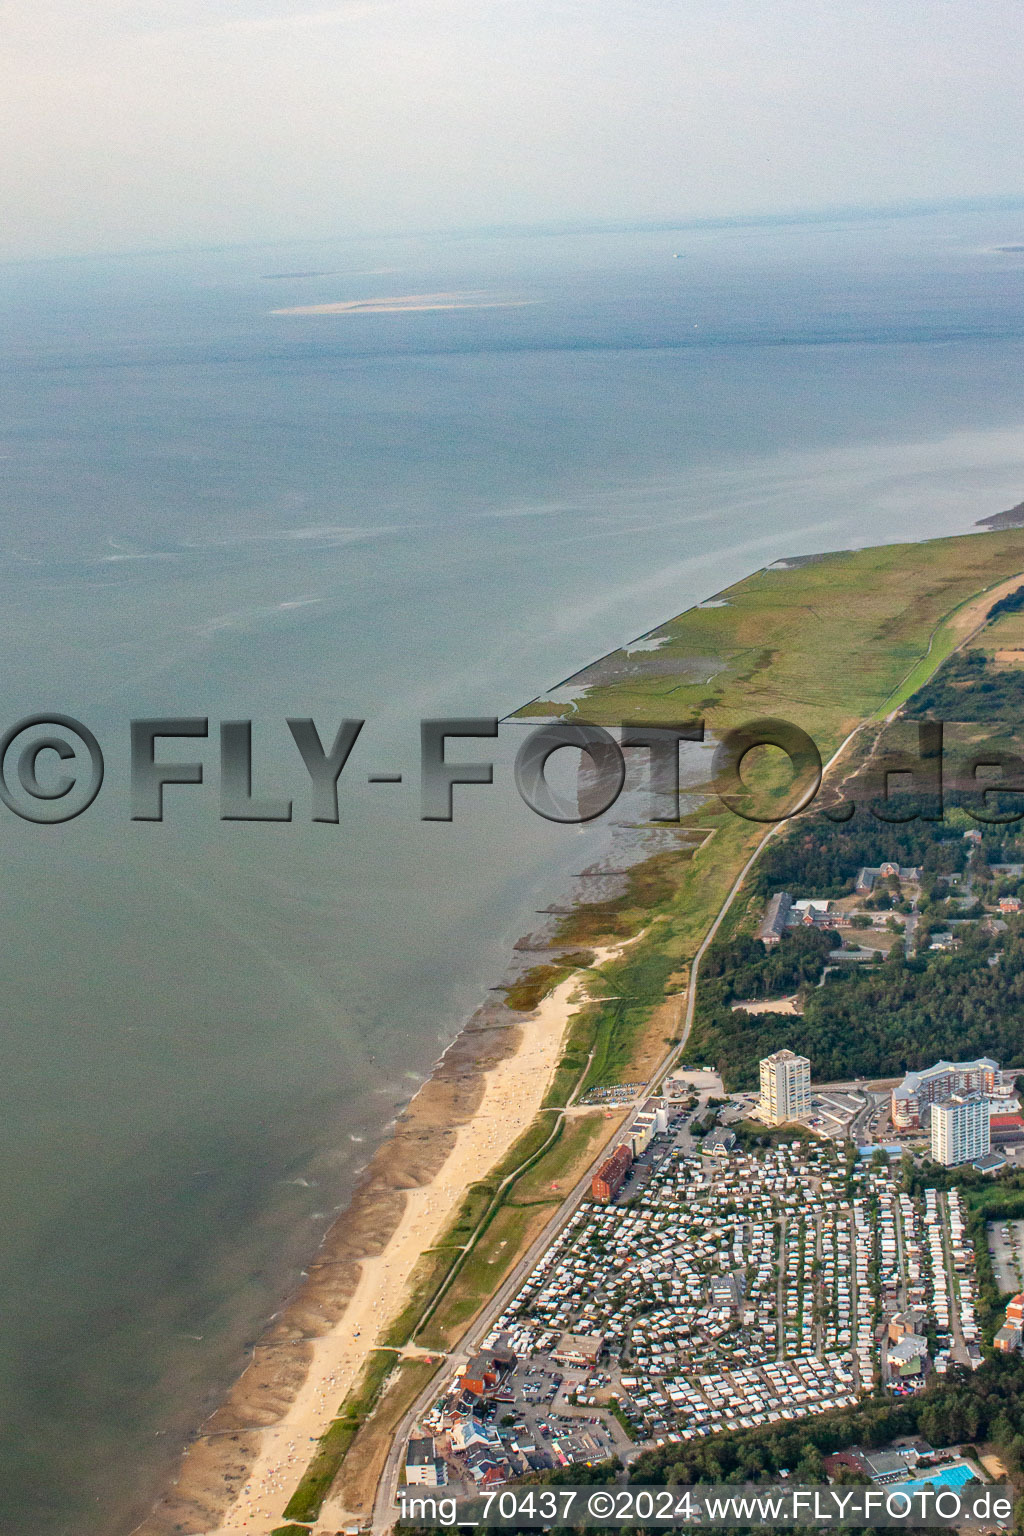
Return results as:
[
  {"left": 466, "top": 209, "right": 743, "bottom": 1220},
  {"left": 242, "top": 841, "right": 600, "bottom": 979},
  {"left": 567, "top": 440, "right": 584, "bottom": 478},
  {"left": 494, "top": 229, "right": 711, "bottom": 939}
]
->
[
  {"left": 905, "top": 646, "right": 1024, "bottom": 724},
  {"left": 692, "top": 921, "right": 1024, "bottom": 1089},
  {"left": 750, "top": 807, "right": 971, "bottom": 901},
  {"left": 694, "top": 792, "right": 1024, "bottom": 1087},
  {"left": 699, "top": 927, "right": 834, "bottom": 1000}
]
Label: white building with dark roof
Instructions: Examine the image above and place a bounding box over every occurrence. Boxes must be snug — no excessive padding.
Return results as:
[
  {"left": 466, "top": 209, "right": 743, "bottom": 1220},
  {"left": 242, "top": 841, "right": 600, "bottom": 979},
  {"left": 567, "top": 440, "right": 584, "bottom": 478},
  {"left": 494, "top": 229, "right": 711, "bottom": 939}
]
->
[
  {"left": 757, "top": 893, "right": 792, "bottom": 946},
  {"left": 406, "top": 1435, "right": 446, "bottom": 1485},
  {"left": 891, "top": 1058, "right": 999, "bottom": 1130},
  {"left": 931, "top": 1093, "right": 990, "bottom": 1167}
]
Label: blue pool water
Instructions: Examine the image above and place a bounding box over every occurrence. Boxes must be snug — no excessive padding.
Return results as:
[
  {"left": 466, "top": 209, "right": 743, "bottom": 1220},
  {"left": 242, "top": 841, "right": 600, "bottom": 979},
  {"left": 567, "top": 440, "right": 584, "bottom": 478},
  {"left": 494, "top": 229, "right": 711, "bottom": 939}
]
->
[{"left": 894, "top": 1462, "right": 977, "bottom": 1494}]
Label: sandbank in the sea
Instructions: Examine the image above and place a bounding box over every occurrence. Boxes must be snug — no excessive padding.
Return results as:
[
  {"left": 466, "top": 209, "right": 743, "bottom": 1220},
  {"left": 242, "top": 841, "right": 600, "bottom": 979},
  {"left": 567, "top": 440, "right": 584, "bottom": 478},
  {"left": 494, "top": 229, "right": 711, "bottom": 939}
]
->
[{"left": 269, "top": 291, "right": 535, "bottom": 315}]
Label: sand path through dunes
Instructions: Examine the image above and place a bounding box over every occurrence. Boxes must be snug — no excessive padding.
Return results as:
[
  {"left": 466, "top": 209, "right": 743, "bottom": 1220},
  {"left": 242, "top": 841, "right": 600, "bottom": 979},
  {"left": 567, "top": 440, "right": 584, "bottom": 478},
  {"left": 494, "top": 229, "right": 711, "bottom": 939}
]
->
[{"left": 948, "top": 568, "right": 1024, "bottom": 643}]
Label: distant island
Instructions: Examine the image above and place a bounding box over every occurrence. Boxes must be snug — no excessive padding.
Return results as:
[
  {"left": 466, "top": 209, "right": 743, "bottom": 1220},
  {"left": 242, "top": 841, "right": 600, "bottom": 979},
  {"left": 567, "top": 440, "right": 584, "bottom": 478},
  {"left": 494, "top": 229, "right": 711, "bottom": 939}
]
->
[
  {"left": 977, "top": 500, "right": 1024, "bottom": 531},
  {"left": 270, "top": 291, "right": 534, "bottom": 316}
]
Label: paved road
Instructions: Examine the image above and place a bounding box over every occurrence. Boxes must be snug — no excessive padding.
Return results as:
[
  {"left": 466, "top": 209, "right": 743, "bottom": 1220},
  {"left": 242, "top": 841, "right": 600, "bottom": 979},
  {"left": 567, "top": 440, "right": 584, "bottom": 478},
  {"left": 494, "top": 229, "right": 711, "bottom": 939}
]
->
[
  {"left": 849, "top": 1092, "right": 878, "bottom": 1144},
  {"left": 847, "top": 1210, "right": 865, "bottom": 1393},
  {"left": 938, "top": 1192, "right": 971, "bottom": 1367},
  {"left": 371, "top": 721, "right": 871, "bottom": 1531},
  {"left": 904, "top": 896, "right": 920, "bottom": 959}
]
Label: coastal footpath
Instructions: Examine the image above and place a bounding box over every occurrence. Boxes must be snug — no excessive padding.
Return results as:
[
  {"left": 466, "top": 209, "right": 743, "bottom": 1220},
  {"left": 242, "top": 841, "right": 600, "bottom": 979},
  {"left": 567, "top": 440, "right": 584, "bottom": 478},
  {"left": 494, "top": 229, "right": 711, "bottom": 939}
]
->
[{"left": 133, "top": 526, "right": 1024, "bottom": 1535}]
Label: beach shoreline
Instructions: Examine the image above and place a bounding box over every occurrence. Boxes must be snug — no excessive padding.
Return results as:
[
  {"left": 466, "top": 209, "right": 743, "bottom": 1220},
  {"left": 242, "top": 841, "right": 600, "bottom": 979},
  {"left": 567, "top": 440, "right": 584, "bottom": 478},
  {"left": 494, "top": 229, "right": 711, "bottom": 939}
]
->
[
  {"left": 134, "top": 940, "right": 633, "bottom": 1536},
  {"left": 130, "top": 532, "right": 1024, "bottom": 1536}
]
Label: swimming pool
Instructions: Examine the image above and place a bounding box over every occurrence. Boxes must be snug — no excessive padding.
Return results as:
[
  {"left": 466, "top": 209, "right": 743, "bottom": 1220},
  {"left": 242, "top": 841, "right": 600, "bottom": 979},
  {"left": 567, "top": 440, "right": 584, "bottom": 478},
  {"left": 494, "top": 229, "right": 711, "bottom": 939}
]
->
[{"left": 892, "top": 1462, "right": 976, "bottom": 1495}]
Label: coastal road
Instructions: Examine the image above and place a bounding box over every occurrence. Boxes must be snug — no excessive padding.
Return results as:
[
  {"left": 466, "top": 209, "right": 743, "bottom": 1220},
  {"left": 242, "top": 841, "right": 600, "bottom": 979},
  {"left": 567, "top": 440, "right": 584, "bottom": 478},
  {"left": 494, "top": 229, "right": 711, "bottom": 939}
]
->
[
  {"left": 368, "top": 1098, "right": 646, "bottom": 1532},
  {"left": 370, "top": 722, "right": 873, "bottom": 1531}
]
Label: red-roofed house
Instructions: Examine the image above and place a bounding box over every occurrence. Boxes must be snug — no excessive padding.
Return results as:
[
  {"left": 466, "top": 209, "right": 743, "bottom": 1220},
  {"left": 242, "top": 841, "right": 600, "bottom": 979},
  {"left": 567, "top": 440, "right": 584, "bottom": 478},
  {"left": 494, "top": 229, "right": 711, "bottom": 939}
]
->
[{"left": 592, "top": 1143, "right": 632, "bottom": 1202}]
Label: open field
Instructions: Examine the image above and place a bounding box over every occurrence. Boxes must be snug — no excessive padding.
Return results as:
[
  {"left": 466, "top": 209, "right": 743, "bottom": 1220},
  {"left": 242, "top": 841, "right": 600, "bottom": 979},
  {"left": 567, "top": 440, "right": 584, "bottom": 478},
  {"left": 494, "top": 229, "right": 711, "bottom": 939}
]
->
[
  {"left": 417, "top": 1203, "right": 556, "bottom": 1351},
  {"left": 507, "top": 1111, "right": 622, "bottom": 1204},
  {"left": 985, "top": 608, "right": 1024, "bottom": 660},
  {"left": 872, "top": 568, "right": 1024, "bottom": 718},
  {"left": 732, "top": 994, "right": 801, "bottom": 1014},
  {"left": 193, "top": 529, "right": 1024, "bottom": 1535},
  {"left": 514, "top": 530, "right": 1024, "bottom": 753}
]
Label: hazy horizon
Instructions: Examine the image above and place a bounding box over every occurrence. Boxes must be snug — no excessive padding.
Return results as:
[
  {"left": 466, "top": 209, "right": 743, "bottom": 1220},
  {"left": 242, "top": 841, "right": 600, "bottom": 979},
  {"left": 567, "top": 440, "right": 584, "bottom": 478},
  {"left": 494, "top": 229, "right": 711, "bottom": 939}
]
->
[
  {"left": 4, "top": 192, "right": 1024, "bottom": 269},
  {"left": 2, "top": 0, "right": 1024, "bottom": 262}
]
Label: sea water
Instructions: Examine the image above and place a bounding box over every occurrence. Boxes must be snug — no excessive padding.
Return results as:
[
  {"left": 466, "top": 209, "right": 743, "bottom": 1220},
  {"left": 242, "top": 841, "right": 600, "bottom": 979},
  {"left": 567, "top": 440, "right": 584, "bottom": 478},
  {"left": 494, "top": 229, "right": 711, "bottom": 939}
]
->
[{"left": 0, "top": 206, "right": 1023, "bottom": 1532}]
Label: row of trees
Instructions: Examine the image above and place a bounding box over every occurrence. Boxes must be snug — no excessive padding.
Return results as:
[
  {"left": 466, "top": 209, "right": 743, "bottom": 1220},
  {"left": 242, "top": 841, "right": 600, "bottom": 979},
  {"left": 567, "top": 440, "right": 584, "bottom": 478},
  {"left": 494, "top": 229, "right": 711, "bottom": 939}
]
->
[{"left": 630, "top": 1357, "right": 1024, "bottom": 1494}]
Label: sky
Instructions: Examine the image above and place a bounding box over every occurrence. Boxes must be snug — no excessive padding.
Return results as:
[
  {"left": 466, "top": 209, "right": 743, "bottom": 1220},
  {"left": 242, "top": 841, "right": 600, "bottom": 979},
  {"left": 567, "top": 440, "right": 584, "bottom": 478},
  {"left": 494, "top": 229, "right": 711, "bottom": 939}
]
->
[{"left": 1, "top": 0, "right": 1023, "bottom": 260}]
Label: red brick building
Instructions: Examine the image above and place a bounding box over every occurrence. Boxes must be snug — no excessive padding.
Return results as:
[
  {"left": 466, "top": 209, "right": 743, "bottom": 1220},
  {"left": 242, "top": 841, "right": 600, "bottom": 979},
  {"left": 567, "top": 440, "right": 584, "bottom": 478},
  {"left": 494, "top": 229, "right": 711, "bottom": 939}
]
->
[
  {"left": 592, "top": 1143, "right": 632, "bottom": 1202},
  {"left": 458, "top": 1345, "right": 517, "bottom": 1397}
]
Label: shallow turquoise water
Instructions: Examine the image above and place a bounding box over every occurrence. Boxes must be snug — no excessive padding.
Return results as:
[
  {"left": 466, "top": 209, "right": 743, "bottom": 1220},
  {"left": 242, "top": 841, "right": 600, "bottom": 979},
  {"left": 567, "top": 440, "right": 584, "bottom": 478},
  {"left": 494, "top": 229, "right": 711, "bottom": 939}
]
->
[{"left": 894, "top": 1462, "right": 977, "bottom": 1493}]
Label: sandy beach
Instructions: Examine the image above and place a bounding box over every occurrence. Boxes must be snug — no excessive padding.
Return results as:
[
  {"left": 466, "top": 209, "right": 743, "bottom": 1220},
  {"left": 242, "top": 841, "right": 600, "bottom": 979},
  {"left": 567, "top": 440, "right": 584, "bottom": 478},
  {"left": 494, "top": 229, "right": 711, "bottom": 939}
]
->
[
  {"left": 136, "top": 940, "right": 631, "bottom": 1536},
  {"left": 129, "top": 557, "right": 1024, "bottom": 1536},
  {"left": 270, "top": 292, "right": 534, "bottom": 315}
]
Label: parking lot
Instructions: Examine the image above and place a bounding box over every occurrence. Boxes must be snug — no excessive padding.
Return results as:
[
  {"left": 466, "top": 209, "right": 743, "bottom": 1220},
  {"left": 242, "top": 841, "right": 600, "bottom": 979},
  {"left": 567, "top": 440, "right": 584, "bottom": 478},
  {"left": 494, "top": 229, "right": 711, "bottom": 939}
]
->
[
  {"left": 987, "top": 1219, "right": 1024, "bottom": 1292},
  {"left": 443, "top": 1358, "right": 625, "bottom": 1488}
]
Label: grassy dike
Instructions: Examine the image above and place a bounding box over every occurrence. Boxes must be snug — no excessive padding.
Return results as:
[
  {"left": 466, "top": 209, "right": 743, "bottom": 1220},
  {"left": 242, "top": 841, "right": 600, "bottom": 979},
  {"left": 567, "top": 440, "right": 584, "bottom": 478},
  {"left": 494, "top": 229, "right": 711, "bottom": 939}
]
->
[
  {"left": 282, "top": 1349, "right": 399, "bottom": 1521},
  {"left": 284, "top": 527, "right": 1024, "bottom": 1519}
]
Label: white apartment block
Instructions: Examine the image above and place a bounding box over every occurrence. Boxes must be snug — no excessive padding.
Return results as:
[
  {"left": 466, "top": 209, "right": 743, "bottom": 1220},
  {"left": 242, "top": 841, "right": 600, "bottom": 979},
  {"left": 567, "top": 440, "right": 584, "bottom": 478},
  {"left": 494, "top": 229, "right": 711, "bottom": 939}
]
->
[
  {"left": 891, "top": 1057, "right": 1000, "bottom": 1129},
  {"left": 759, "top": 1050, "right": 811, "bottom": 1125},
  {"left": 930, "top": 1093, "right": 990, "bottom": 1167}
]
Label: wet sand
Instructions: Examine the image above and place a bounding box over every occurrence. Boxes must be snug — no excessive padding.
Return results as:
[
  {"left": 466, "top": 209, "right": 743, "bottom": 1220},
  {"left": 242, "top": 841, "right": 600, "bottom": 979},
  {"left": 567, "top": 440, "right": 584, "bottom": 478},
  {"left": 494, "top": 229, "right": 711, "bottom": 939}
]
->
[{"left": 135, "top": 942, "right": 631, "bottom": 1536}]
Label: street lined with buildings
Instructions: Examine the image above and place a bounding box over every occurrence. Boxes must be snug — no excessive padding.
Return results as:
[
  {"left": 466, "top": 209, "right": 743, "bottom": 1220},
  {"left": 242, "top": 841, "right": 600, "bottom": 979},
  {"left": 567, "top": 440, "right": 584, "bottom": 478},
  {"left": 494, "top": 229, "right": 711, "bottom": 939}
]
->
[
  {"left": 404, "top": 1101, "right": 986, "bottom": 1499},
  {"left": 383, "top": 846, "right": 1024, "bottom": 1521}
]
